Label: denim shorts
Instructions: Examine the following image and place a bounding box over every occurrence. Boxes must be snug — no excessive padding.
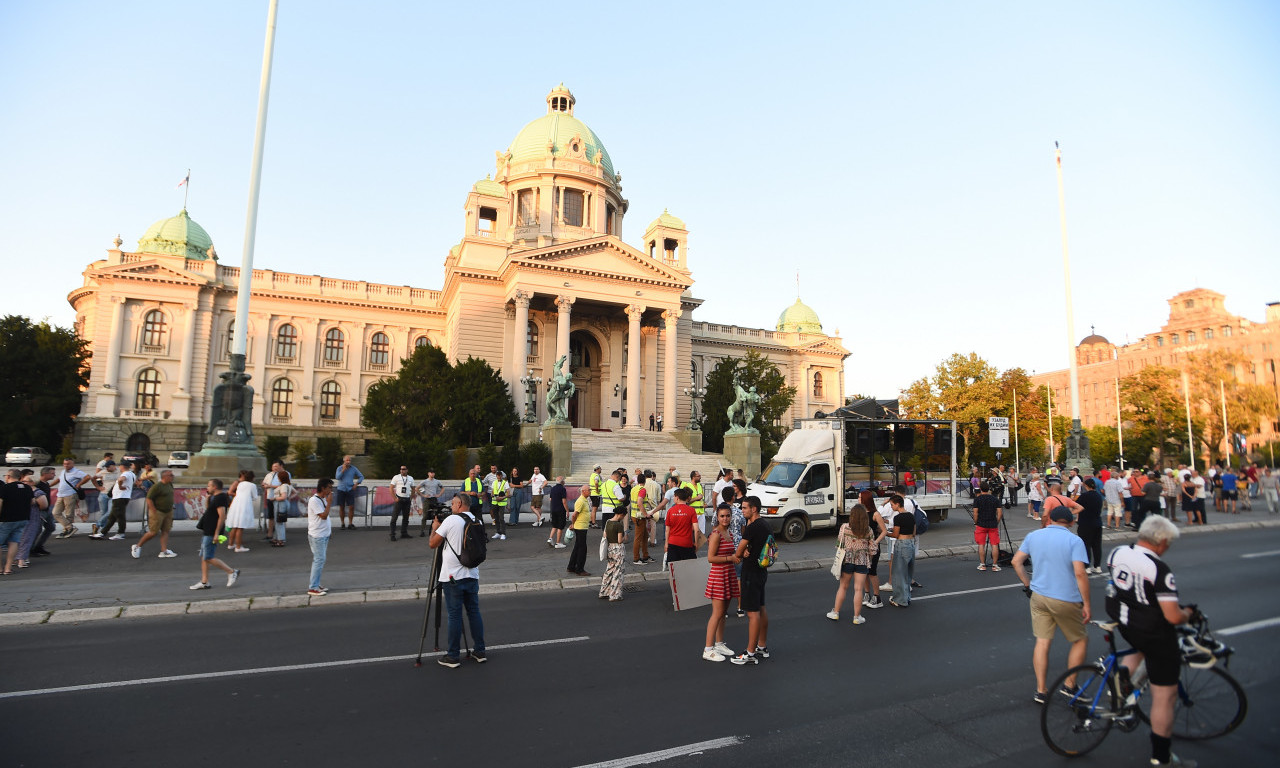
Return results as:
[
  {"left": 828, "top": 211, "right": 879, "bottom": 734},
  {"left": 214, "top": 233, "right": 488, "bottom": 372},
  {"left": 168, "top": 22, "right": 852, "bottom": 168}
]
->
[
  {"left": 332, "top": 489, "right": 354, "bottom": 507},
  {"left": 200, "top": 535, "right": 217, "bottom": 560},
  {"left": 0, "top": 520, "right": 28, "bottom": 546}
]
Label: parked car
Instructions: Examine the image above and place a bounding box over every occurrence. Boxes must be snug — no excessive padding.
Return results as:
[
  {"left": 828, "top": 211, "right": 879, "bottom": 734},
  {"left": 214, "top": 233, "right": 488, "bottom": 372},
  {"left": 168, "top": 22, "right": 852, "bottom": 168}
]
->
[
  {"left": 122, "top": 451, "right": 159, "bottom": 469},
  {"left": 167, "top": 451, "right": 191, "bottom": 469},
  {"left": 5, "top": 446, "right": 52, "bottom": 466}
]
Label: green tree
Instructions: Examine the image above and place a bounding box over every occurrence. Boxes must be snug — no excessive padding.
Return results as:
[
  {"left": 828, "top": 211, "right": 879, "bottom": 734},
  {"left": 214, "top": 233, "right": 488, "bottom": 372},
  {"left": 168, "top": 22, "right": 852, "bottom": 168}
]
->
[
  {"left": 260, "top": 435, "right": 290, "bottom": 465},
  {"left": 1186, "top": 351, "right": 1274, "bottom": 465},
  {"left": 1087, "top": 425, "right": 1119, "bottom": 467},
  {"left": 290, "top": 439, "right": 314, "bottom": 479},
  {"left": 698, "top": 351, "right": 796, "bottom": 464},
  {"left": 316, "top": 436, "right": 345, "bottom": 475},
  {"left": 900, "top": 353, "right": 1003, "bottom": 471},
  {"left": 1120, "top": 365, "right": 1184, "bottom": 467},
  {"left": 0, "top": 315, "right": 90, "bottom": 453}
]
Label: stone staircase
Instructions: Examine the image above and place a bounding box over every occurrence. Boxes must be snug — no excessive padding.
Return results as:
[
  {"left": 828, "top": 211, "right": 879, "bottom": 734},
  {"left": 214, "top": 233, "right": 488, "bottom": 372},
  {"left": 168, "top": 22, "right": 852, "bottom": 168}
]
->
[{"left": 565, "top": 429, "right": 726, "bottom": 484}]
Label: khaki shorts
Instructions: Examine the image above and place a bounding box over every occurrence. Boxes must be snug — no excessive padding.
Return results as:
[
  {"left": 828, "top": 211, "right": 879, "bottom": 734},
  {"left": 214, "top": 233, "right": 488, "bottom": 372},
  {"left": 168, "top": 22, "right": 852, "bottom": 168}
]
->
[
  {"left": 531, "top": 494, "right": 543, "bottom": 509},
  {"left": 1106, "top": 502, "right": 1123, "bottom": 517},
  {"left": 1030, "top": 592, "right": 1086, "bottom": 643},
  {"left": 148, "top": 508, "right": 174, "bottom": 533}
]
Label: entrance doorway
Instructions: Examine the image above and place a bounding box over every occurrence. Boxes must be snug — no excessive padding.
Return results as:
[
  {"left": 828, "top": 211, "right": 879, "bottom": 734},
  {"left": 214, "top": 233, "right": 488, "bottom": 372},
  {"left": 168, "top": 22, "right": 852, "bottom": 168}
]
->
[
  {"left": 568, "top": 331, "right": 604, "bottom": 429},
  {"left": 125, "top": 432, "right": 150, "bottom": 453}
]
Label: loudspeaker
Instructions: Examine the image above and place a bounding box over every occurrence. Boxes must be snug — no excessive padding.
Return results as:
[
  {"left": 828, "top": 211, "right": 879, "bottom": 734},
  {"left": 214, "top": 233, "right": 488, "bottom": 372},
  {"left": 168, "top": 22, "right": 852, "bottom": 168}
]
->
[
  {"left": 894, "top": 427, "right": 915, "bottom": 453},
  {"left": 874, "top": 429, "right": 891, "bottom": 452},
  {"left": 853, "top": 428, "right": 871, "bottom": 457},
  {"left": 934, "top": 428, "right": 952, "bottom": 454}
]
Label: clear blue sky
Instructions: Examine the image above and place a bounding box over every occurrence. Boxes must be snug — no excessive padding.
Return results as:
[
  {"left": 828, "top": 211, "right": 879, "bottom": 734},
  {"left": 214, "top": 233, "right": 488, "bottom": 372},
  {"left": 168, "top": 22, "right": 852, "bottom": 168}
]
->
[{"left": 2, "top": 1, "right": 1277, "bottom": 399}]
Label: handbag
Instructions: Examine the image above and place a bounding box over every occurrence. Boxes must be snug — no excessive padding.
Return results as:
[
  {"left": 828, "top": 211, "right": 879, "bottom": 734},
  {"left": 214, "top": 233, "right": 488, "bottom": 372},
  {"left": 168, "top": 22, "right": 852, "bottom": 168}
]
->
[
  {"left": 565, "top": 528, "right": 575, "bottom": 541},
  {"left": 599, "top": 532, "right": 609, "bottom": 562},
  {"left": 830, "top": 546, "right": 846, "bottom": 579}
]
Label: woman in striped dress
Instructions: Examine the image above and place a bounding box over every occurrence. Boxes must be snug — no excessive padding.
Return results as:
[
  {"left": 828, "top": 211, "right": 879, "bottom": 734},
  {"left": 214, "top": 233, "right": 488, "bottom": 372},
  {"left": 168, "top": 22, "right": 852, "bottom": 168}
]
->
[{"left": 702, "top": 503, "right": 741, "bottom": 662}]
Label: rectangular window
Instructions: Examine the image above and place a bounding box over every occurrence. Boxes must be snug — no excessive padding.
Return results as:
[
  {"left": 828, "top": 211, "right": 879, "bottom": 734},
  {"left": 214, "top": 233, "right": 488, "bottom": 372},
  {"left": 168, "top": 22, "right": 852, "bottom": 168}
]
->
[
  {"left": 562, "top": 189, "right": 584, "bottom": 227},
  {"left": 478, "top": 206, "right": 496, "bottom": 235},
  {"left": 1205, "top": 328, "right": 1213, "bottom": 340},
  {"left": 1187, "top": 330, "right": 1196, "bottom": 342},
  {"left": 517, "top": 190, "right": 535, "bottom": 225}
]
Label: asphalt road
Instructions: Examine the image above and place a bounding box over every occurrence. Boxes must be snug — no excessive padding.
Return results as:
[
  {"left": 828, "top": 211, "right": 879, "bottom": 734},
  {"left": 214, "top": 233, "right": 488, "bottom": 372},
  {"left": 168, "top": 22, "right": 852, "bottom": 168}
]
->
[{"left": 2, "top": 527, "right": 1277, "bottom": 768}]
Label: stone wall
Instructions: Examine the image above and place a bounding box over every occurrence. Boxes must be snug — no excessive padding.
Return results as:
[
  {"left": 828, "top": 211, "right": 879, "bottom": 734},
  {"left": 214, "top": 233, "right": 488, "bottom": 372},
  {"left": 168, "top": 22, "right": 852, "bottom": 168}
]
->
[{"left": 72, "top": 417, "right": 374, "bottom": 461}]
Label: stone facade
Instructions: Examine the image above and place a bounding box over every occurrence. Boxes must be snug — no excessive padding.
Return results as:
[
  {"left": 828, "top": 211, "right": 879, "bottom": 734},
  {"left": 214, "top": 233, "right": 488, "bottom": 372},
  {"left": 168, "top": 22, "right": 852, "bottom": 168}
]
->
[
  {"left": 68, "top": 86, "right": 849, "bottom": 458},
  {"left": 1031, "top": 288, "right": 1280, "bottom": 448}
]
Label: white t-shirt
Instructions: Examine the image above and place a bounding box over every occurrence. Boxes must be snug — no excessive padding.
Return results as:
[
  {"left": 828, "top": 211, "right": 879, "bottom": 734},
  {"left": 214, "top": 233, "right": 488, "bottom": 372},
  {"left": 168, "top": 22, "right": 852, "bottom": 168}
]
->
[
  {"left": 274, "top": 483, "right": 294, "bottom": 503},
  {"left": 307, "top": 494, "right": 331, "bottom": 537},
  {"left": 1027, "top": 477, "right": 1045, "bottom": 501},
  {"left": 1067, "top": 475, "right": 1082, "bottom": 496},
  {"left": 111, "top": 470, "right": 136, "bottom": 500},
  {"left": 391, "top": 473, "right": 415, "bottom": 498},
  {"left": 530, "top": 473, "right": 547, "bottom": 495},
  {"left": 1192, "top": 476, "right": 1206, "bottom": 499},
  {"left": 712, "top": 477, "right": 731, "bottom": 501},
  {"left": 436, "top": 512, "right": 479, "bottom": 582},
  {"left": 58, "top": 468, "right": 87, "bottom": 495}
]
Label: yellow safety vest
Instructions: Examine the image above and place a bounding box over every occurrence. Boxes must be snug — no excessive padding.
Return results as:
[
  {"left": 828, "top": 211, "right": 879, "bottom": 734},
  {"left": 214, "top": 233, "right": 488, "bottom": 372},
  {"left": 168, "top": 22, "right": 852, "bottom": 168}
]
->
[
  {"left": 590, "top": 473, "right": 602, "bottom": 496},
  {"left": 492, "top": 480, "right": 509, "bottom": 507},
  {"left": 681, "top": 481, "right": 705, "bottom": 512},
  {"left": 630, "top": 484, "right": 646, "bottom": 518},
  {"left": 601, "top": 479, "right": 621, "bottom": 510},
  {"left": 464, "top": 478, "right": 481, "bottom": 496}
]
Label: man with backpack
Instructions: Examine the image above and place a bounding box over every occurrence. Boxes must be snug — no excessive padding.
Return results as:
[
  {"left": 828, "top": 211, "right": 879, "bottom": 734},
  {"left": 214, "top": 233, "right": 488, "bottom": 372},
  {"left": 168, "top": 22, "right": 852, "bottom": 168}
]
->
[
  {"left": 429, "top": 493, "right": 488, "bottom": 668},
  {"left": 729, "top": 495, "right": 773, "bottom": 665}
]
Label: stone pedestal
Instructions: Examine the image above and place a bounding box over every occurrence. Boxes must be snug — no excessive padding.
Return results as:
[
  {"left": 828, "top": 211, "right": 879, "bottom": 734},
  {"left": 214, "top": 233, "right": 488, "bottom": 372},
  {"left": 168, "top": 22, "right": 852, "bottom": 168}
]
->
[
  {"left": 1065, "top": 421, "right": 1094, "bottom": 477},
  {"left": 674, "top": 428, "right": 703, "bottom": 455},
  {"left": 519, "top": 422, "right": 542, "bottom": 448},
  {"left": 542, "top": 422, "right": 573, "bottom": 479},
  {"left": 183, "top": 444, "right": 269, "bottom": 485},
  {"left": 723, "top": 431, "right": 761, "bottom": 478}
]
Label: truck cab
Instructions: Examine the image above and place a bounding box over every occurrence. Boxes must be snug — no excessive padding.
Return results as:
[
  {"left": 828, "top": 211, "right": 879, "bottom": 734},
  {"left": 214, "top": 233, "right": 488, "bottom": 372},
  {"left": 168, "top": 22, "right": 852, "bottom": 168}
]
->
[{"left": 751, "top": 430, "right": 843, "bottom": 542}]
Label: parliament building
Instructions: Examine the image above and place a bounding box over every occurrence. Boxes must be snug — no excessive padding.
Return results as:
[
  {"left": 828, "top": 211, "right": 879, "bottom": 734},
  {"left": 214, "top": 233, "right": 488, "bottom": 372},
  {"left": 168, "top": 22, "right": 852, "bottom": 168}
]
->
[{"left": 69, "top": 86, "right": 850, "bottom": 458}]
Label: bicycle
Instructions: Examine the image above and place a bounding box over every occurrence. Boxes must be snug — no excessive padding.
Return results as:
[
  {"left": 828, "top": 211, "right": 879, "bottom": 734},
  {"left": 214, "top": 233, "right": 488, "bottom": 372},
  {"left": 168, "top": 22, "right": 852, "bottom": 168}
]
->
[{"left": 1040, "top": 609, "right": 1247, "bottom": 757}]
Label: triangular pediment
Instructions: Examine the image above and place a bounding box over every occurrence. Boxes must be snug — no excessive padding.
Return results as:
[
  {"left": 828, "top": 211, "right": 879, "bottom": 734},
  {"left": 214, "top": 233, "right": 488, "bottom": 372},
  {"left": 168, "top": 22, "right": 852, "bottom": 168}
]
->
[
  {"left": 798, "top": 337, "right": 851, "bottom": 357},
  {"left": 507, "top": 236, "right": 691, "bottom": 289},
  {"left": 95, "top": 258, "right": 212, "bottom": 286}
]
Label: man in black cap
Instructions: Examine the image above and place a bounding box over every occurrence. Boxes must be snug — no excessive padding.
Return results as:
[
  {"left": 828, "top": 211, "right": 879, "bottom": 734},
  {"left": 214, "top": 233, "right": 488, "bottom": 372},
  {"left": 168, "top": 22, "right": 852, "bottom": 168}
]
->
[{"left": 1012, "top": 502, "right": 1091, "bottom": 705}]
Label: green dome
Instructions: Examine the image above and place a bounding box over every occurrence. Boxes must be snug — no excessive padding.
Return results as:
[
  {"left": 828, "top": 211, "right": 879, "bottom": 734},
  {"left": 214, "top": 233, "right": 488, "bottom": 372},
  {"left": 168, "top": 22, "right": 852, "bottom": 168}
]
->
[
  {"left": 648, "top": 208, "right": 685, "bottom": 230},
  {"left": 506, "top": 86, "right": 614, "bottom": 177},
  {"left": 137, "top": 209, "right": 215, "bottom": 260},
  {"left": 777, "top": 298, "right": 823, "bottom": 334},
  {"left": 472, "top": 174, "right": 505, "bottom": 198}
]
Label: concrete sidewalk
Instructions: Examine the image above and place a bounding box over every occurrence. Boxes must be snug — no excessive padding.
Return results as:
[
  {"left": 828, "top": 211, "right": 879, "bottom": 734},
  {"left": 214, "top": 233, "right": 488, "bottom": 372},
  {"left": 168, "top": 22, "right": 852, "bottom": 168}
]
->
[{"left": 3, "top": 506, "right": 1276, "bottom": 626}]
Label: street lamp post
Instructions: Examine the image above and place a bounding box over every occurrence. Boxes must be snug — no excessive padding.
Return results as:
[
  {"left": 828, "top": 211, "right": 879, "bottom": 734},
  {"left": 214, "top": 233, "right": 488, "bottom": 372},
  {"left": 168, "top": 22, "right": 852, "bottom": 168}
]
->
[
  {"left": 520, "top": 374, "right": 542, "bottom": 423},
  {"left": 1053, "top": 142, "right": 1092, "bottom": 475},
  {"left": 683, "top": 385, "right": 707, "bottom": 431}
]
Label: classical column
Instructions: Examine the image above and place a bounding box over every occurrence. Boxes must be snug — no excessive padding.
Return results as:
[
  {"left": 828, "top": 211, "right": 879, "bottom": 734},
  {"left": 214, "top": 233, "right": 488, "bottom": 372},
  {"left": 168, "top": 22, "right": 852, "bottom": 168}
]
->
[
  {"left": 176, "top": 302, "right": 197, "bottom": 396},
  {"left": 555, "top": 295, "right": 574, "bottom": 376},
  {"left": 253, "top": 313, "right": 271, "bottom": 415},
  {"left": 799, "top": 362, "right": 810, "bottom": 419},
  {"left": 624, "top": 304, "right": 645, "bottom": 430},
  {"left": 512, "top": 290, "right": 530, "bottom": 418},
  {"left": 94, "top": 296, "right": 128, "bottom": 417},
  {"left": 662, "top": 308, "right": 680, "bottom": 431}
]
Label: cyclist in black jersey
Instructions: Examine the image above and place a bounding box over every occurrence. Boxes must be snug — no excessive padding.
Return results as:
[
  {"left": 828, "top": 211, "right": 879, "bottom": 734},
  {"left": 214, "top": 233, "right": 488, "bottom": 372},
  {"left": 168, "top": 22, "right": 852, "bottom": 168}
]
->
[{"left": 1106, "top": 516, "right": 1196, "bottom": 767}]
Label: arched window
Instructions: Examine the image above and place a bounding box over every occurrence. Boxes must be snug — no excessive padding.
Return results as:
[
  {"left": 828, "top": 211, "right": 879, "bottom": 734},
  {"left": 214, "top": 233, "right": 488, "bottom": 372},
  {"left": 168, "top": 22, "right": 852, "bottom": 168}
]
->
[
  {"left": 142, "top": 310, "right": 166, "bottom": 347},
  {"left": 135, "top": 368, "right": 161, "bottom": 410},
  {"left": 271, "top": 378, "right": 294, "bottom": 419},
  {"left": 415, "top": 335, "right": 430, "bottom": 349},
  {"left": 369, "top": 332, "right": 390, "bottom": 367},
  {"left": 324, "top": 328, "right": 345, "bottom": 363},
  {"left": 320, "top": 381, "right": 341, "bottom": 420},
  {"left": 225, "top": 320, "right": 235, "bottom": 359},
  {"left": 527, "top": 322, "right": 539, "bottom": 358},
  {"left": 275, "top": 324, "right": 298, "bottom": 359},
  {"left": 813, "top": 371, "right": 824, "bottom": 399},
  {"left": 691, "top": 360, "right": 699, "bottom": 386}
]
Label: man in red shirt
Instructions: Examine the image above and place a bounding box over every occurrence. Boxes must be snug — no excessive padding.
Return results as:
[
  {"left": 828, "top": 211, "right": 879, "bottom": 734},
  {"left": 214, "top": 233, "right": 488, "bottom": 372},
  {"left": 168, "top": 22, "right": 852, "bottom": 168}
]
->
[
  {"left": 1127, "top": 471, "right": 1147, "bottom": 528},
  {"left": 664, "top": 487, "right": 698, "bottom": 562}
]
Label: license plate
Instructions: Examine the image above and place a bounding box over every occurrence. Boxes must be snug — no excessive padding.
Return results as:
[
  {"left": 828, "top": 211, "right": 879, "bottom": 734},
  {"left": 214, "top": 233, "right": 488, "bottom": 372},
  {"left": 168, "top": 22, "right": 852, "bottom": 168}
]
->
[{"left": 805, "top": 493, "right": 824, "bottom": 505}]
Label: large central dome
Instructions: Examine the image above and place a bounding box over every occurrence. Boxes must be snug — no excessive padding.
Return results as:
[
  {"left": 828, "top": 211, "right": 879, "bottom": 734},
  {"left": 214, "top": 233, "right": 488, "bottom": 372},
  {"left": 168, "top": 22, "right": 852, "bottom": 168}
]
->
[{"left": 506, "top": 85, "right": 614, "bottom": 177}]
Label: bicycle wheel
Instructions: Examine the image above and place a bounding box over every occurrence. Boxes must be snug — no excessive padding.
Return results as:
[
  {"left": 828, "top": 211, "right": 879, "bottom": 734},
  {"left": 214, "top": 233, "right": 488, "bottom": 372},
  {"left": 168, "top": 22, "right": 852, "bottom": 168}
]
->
[
  {"left": 1041, "top": 663, "right": 1118, "bottom": 757},
  {"left": 1137, "top": 665, "right": 1247, "bottom": 739}
]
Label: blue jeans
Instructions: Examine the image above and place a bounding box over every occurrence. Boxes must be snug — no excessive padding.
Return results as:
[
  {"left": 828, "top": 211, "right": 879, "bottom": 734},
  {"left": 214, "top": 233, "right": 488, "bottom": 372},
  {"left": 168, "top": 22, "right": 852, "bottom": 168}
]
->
[
  {"left": 892, "top": 538, "right": 916, "bottom": 605},
  {"left": 97, "top": 493, "right": 112, "bottom": 527},
  {"left": 508, "top": 490, "right": 524, "bottom": 525},
  {"left": 443, "top": 577, "right": 485, "bottom": 658},
  {"left": 308, "top": 535, "right": 329, "bottom": 590}
]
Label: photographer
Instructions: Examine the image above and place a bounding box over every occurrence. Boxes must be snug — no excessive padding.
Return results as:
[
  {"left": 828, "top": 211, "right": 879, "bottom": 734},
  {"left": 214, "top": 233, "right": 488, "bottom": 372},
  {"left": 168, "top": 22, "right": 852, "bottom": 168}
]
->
[{"left": 428, "top": 493, "right": 487, "bottom": 668}]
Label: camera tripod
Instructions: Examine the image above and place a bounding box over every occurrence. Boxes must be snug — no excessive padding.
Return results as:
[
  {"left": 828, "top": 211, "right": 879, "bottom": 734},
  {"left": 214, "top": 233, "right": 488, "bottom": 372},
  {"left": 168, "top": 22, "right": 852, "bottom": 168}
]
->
[{"left": 413, "top": 528, "right": 474, "bottom": 666}]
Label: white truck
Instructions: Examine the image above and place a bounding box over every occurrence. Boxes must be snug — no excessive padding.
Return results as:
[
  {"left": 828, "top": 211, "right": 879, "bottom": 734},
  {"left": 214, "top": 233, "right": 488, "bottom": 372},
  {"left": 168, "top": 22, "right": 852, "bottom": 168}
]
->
[{"left": 750, "top": 417, "right": 959, "bottom": 542}]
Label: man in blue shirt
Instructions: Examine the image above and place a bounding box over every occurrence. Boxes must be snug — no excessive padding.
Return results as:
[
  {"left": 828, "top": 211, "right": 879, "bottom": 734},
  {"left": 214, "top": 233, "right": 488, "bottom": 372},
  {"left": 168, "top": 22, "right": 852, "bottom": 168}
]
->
[
  {"left": 1011, "top": 505, "right": 1091, "bottom": 705},
  {"left": 1220, "top": 466, "right": 1239, "bottom": 514},
  {"left": 333, "top": 455, "right": 364, "bottom": 530}
]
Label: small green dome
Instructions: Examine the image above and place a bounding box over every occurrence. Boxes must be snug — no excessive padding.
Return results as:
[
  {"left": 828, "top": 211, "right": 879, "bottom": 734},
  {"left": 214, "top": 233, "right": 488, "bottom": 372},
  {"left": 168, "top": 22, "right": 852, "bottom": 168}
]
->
[
  {"left": 648, "top": 208, "right": 685, "bottom": 230},
  {"left": 472, "top": 174, "right": 505, "bottom": 198},
  {"left": 777, "top": 298, "right": 823, "bottom": 334},
  {"left": 506, "top": 86, "right": 614, "bottom": 177},
  {"left": 137, "top": 209, "right": 214, "bottom": 260}
]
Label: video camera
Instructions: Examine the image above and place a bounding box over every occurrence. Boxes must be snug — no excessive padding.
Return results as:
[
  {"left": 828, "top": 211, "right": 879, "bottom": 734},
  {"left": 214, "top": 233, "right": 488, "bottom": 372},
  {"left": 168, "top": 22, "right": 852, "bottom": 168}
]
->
[{"left": 423, "top": 498, "right": 450, "bottom": 525}]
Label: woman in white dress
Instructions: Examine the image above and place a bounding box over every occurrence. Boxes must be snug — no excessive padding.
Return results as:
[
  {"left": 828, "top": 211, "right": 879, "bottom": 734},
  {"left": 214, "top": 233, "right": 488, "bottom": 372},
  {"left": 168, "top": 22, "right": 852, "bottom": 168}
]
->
[{"left": 226, "top": 469, "right": 258, "bottom": 553}]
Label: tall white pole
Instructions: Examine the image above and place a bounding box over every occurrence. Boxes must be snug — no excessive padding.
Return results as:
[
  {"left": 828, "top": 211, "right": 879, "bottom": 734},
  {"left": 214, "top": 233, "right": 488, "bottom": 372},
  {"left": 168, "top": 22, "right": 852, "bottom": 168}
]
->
[
  {"left": 1047, "top": 385, "right": 1054, "bottom": 463},
  {"left": 1221, "top": 379, "right": 1231, "bottom": 467},
  {"left": 1013, "top": 389, "right": 1020, "bottom": 471},
  {"left": 1055, "top": 143, "right": 1082, "bottom": 425},
  {"left": 1182, "top": 371, "right": 1196, "bottom": 472},
  {"left": 1114, "top": 351, "right": 1125, "bottom": 469},
  {"left": 231, "top": 0, "right": 280, "bottom": 363}
]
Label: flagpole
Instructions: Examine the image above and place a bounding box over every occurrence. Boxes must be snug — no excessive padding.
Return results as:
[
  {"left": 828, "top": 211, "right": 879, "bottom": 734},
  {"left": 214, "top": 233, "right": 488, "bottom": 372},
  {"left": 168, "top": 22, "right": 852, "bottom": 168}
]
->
[
  {"left": 1054, "top": 141, "right": 1091, "bottom": 474},
  {"left": 183, "top": 168, "right": 190, "bottom": 209},
  {"left": 1047, "top": 385, "right": 1054, "bottom": 464},
  {"left": 1013, "top": 388, "right": 1020, "bottom": 471}
]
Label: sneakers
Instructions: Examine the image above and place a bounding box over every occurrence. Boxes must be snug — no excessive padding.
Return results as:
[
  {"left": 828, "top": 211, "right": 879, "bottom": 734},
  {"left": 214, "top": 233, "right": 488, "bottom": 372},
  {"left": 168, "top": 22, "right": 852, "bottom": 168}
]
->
[
  {"left": 1151, "top": 755, "right": 1196, "bottom": 767},
  {"left": 234, "top": 546, "right": 250, "bottom": 553},
  {"left": 547, "top": 538, "right": 554, "bottom": 547},
  {"left": 130, "top": 545, "right": 141, "bottom": 559},
  {"left": 189, "top": 581, "right": 211, "bottom": 590},
  {"left": 826, "top": 611, "right": 840, "bottom": 621},
  {"left": 852, "top": 615, "right": 867, "bottom": 625},
  {"left": 703, "top": 648, "right": 725, "bottom": 662},
  {"left": 634, "top": 560, "right": 643, "bottom": 565},
  {"left": 1033, "top": 690, "right": 1047, "bottom": 704},
  {"left": 977, "top": 564, "right": 987, "bottom": 571},
  {"left": 65, "top": 526, "right": 77, "bottom": 538},
  {"left": 499, "top": 534, "right": 507, "bottom": 540},
  {"left": 756, "top": 646, "right": 770, "bottom": 659},
  {"left": 88, "top": 533, "right": 104, "bottom": 540},
  {"left": 991, "top": 564, "right": 1002, "bottom": 572},
  {"left": 108, "top": 534, "right": 125, "bottom": 541},
  {"left": 158, "top": 550, "right": 178, "bottom": 558},
  {"left": 307, "top": 588, "right": 328, "bottom": 596},
  {"left": 438, "top": 656, "right": 462, "bottom": 668},
  {"left": 729, "top": 652, "right": 759, "bottom": 665},
  {"left": 713, "top": 642, "right": 734, "bottom": 657},
  {"left": 227, "top": 569, "right": 240, "bottom": 587},
  {"left": 865, "top": 596, "right": 883, "bottom": 609},
  {"left": 554, "top": 543, "right": 566, "bottom": 548},
  {"left": 472, "top": 651, "right": 487, "bottom": 663},
  {"left": 911, "top": 581, "right": 924, "bottom": 589},
  {"left": 642, "top": 557, "right": 655, "bottom": 563}
]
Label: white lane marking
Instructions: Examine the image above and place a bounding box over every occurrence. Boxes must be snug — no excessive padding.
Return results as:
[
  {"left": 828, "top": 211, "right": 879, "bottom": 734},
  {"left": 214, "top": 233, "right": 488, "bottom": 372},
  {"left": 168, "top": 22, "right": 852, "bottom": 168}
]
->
[
  {"left": 1240, "top": 549, "right": 1280, "bottom": 559},
  {"left": 0, "top": 635, "right": 589, "bottom": 700},
  {"left": 910, "top": 583, "right": 1025, "bottom": 601},
  {"left": 570, "top": 737, "right": 743, "bottom": 768},
  {"left": 1217, "top": 617, "right": 1280, "bottom": 636}
]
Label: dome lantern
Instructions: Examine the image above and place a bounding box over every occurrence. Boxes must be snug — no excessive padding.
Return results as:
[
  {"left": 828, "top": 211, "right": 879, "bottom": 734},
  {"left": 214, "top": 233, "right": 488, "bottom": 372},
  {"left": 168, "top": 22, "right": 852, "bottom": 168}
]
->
[{"left": 777, "top": 298, "right": 823, "bottom": 334}]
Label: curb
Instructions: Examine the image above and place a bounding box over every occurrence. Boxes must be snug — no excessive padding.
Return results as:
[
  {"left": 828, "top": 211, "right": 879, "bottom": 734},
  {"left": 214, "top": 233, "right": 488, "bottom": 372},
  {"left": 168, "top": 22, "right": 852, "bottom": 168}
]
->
[{"left": 7, "top": 518, "right": 1277, "bottom": 628}]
